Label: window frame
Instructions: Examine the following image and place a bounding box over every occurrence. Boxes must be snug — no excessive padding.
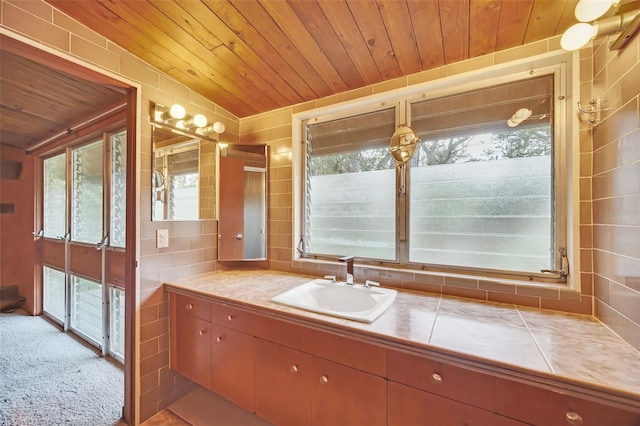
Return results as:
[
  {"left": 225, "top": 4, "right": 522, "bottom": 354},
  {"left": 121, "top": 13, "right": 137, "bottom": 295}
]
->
[{"left": 293, "top": 51, "right": 578, "bottom": 286}]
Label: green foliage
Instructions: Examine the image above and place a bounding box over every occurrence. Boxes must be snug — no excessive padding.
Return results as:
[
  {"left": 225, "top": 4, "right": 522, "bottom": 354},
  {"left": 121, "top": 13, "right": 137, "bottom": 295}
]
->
[
  {"left": 310, "top": 147, "right": 394, "bottom": 175},
  {"left": 412, "top": 136, "right": 473, "bottom": 166},
  {"left": 484, "top": 126, "right": 551, "bottom": 159},
  {"left": 309, "top": 125, "right": 552, "bottom": 175}
]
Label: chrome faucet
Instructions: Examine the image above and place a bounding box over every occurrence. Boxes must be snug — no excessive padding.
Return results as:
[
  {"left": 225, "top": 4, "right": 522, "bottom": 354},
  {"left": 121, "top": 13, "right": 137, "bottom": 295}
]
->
[{"left": 339, "top": 256, "right": 355, "bottom": 285}]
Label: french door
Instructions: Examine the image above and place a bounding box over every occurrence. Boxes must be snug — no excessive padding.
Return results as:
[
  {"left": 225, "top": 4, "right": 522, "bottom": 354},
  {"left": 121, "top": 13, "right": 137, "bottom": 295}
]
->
[{"left": 40, "top": 129, "right": 126, "bottom": 361}]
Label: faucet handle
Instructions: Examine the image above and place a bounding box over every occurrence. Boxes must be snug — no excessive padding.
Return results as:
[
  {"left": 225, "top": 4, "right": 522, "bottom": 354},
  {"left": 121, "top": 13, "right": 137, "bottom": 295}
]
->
[
  {"left": 365, "top": 280, "right": 380, "bottom": 288},
  {"left": 323, "top": 275, "right": 337, "bottom": 282}
]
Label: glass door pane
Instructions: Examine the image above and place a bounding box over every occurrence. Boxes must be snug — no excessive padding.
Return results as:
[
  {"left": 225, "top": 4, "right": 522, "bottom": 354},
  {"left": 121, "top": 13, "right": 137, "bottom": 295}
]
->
[
  {"left": 110, "top": 131, "right": 127, "bottom": 248},
  {"left": 71, "top": 275, "right": 103, "bottom": 345},
  {"left": 109, "top": 286, "right": 125, "bottom": 360},
  {"left": 72, "top": 140, "right": 103, "bottom": 244},
  {"left": 43, "top": 266, "right": 66, "bottom": 323},
  {"left": 43, "top": 153, "right": 67, "bottom": 239}
]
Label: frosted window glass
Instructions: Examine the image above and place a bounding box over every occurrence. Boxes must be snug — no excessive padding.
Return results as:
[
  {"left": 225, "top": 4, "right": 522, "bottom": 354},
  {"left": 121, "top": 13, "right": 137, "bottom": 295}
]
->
[
  {"left": 72, "top": 140, "right": 103, "bottom": 244},
  {"left": 43, "top": 153, "right": 67, "bottom": 239},
  {"left": 305, "top": 107, "right": 397, "bottom": 260},
  {"left": 109, "top": 286, "right": 125, "bottom": 361},
  {"left": 71, "top": 275, "right": 103, "bottom": 346},
  {"left": 110, "top": 131, "right": 126, "bottom": 248},
  {"left": 43, "top": 266, "right": 66, "bottom": 322}
]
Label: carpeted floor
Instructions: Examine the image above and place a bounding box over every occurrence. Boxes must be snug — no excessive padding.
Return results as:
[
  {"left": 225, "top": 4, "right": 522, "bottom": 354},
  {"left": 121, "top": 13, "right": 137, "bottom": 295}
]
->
[{"left": 0, "top": 310, "right": 124, "bottom": 425}]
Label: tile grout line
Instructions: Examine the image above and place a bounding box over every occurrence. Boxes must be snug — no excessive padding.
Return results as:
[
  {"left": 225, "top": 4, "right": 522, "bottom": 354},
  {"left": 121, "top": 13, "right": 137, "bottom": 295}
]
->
[{"left": 515, "top": 305, "right": 556, "bottom": 374}]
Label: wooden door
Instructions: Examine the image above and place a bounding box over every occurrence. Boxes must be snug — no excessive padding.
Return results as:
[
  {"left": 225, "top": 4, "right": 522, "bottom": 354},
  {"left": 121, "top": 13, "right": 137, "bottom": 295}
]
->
[
  {"left": 255, "top": 339, "right": 311, "bottom": 426},
  {"left": 219, "top": 156, "right": 245, "bottom": 260}
]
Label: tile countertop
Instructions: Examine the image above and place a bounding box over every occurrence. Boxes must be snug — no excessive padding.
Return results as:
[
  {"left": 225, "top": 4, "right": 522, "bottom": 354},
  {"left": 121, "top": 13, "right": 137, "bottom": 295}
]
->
[{"left": 164, "top": 269, "right": 640, "bottom": 405}]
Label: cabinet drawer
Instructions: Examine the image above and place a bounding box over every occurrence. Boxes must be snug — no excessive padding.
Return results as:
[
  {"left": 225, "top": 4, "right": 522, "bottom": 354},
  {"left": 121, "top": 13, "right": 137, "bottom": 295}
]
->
[
  {"left": 389, "top": 381, "right": 526, "bottom": 426},
  {"left": 496, "top": 378, "right": 640, "bottom": 426},
  {"left": 174, "top": 293, "right": 211, "bottom": 321},
  {"left": 388, "top": 349, "right": 497, "bottom": 412},
  {"left": 251, "top": 313, "right": 387, "bottom": 376},
  {"left": 302, "top": 327, "right": 387, "bottom": 377},
  {"left": 210, "top": 301, "right": 258, "bottom": 334}
]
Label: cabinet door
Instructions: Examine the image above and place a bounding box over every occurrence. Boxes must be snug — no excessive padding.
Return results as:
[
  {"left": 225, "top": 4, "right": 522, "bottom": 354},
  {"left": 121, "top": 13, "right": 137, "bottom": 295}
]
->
[
  {"left": 309, "top": 355, "right": 387, "bottom": 426},
  {"left": 211, "top": 324, "right": 255, "bottom": 411},
  {"left": 175, "top": 314, "right": 211, "bottom": 389},
  {"left": 255, "top": 339, "right": 311, "bottom": 426},
  {"left": 389, "top": 381, "right": 526, "bottom": 426}
]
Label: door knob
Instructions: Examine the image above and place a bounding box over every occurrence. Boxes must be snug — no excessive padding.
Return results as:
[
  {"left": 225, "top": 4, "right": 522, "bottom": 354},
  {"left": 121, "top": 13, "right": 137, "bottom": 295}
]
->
[{"left": 235, "top": 234, "right": 243, "bottom": 240}]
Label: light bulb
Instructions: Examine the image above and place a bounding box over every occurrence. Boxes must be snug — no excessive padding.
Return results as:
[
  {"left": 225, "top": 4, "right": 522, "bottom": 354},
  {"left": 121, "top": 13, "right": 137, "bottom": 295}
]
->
[
  {"left": 561, "top": 23, "right": 598, "bottom": 50},
  {"left": 575, "top": 0, "right": 618, "bottom": 22},
  {"left": 192, "top": 114, "right": 208, "bottom": 128},
  {"left": 514, "top": 108, "right": 532, "bottom": 120},
  {"left": 168, "top": 104, "right": 186, "bottom": 119},
  {"left": 212, "top": 122, "right": 226, "bottom": 134}
]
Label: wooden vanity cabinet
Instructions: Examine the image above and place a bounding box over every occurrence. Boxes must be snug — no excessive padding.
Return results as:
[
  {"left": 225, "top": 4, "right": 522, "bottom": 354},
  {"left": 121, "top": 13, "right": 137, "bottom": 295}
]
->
[
  {"left": 169, "top": 293, "right": 212, "bottom": 389},
  {"left": 255, "top": 338, "right": 387, "bottom": 426},
  {"left": 170, "top": 294, "right": 256, "bottom": 410},
  {"left": 170, "top": 289, "right": 640, "bottom": 426}
]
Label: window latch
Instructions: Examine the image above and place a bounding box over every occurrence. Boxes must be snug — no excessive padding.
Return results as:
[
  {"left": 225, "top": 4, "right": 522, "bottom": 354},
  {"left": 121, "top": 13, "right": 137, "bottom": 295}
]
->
[{"left": 541, "top": 248, "right": 569, "bottom": 279}]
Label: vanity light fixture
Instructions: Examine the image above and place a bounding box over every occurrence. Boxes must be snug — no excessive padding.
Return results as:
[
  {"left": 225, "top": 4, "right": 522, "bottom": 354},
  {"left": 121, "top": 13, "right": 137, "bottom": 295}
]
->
[
  {"left": 150, "top": 102, "right": 224, "bottom": 143},
  {"left": 561, "top": 0, "right": 640, "bottom": 51}
]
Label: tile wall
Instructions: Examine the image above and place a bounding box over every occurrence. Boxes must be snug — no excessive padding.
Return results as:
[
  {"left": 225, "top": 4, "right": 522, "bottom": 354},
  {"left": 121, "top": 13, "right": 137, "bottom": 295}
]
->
[{"left": 589, "top": 34, "right": 640, "bottom": 350}]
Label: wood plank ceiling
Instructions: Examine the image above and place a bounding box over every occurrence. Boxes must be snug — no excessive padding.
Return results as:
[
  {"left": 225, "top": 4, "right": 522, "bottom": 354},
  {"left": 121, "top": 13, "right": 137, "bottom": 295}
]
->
[
  {"left": 46, "top": 0, "right": 580, "bottom": 118},
  {"left": 0, "top": 35, "right": 128, "bottom": 151}
]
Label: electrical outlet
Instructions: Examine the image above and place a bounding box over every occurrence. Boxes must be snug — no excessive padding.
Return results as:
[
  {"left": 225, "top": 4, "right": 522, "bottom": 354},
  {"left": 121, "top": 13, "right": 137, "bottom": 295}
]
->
[{"left": 156, "top": 229, "right": 169, "bottom": 248}]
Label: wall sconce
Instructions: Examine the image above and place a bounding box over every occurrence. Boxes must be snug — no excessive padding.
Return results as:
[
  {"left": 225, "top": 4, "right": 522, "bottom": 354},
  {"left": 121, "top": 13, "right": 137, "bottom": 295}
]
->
[
  {"left": 150, "top": 102, "right": 225, "bottom": 143},
  {"left": 561, "top": 0, "right": 640, "bottom": 51}
]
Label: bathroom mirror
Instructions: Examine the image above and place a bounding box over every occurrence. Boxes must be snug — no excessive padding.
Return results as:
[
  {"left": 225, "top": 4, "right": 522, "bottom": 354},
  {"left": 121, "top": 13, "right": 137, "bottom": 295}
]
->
[
  {"left": 390, "top": 126, "right": 419, "bottom": 163},
  {"left": 218, "top": 144, "right": 268, "bottom": 261},
  {"left": 152, "top": 125, "right": 217, "bottom": 221}
]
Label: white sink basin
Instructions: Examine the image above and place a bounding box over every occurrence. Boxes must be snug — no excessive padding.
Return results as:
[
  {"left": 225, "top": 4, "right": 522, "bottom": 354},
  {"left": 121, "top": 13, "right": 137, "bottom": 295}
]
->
[{"left": 271, "top": 279, "right": 397, "bottom": 323}]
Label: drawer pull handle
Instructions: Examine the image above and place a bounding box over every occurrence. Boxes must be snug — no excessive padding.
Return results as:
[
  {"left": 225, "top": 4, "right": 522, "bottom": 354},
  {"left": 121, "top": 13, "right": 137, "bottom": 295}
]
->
[
  {"left": 432, "top": 373, "right": 443, "bottom": 384},
  {"left": 566, "top": 411, "right": 583, "bottom": 425},
  {"left": 290, "top": 364, "right": 298, "bottom": 374},
  {"left": 226, "top": 315, "right": 233, "bottom": 321},
  {"left": 185, "top": 303, "right": 193, "bottom": 311},
  {"left": 198, "top": 329, "right": 208, "bottom": 336},
  {"left": 320, "top": 375, "right": 329, "bottom": 384},
  {"left": 216, "top": 336, "right": 223, "bottom": 343}
]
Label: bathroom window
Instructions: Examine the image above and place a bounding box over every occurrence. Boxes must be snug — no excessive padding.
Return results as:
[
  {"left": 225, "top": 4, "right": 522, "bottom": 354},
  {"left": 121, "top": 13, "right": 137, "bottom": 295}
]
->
[{"left": 299, "top": 62, "right": 569, "bottom": 282}]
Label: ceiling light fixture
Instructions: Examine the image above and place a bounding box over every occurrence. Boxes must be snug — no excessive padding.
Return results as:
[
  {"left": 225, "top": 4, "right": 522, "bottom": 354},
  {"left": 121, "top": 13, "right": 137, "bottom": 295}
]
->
[
  {"left": 507, "top": 108, "right": 532, "bottom": 127},
  {"left": 561, "top": 2, "right": 640, "bottom": 51}
]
